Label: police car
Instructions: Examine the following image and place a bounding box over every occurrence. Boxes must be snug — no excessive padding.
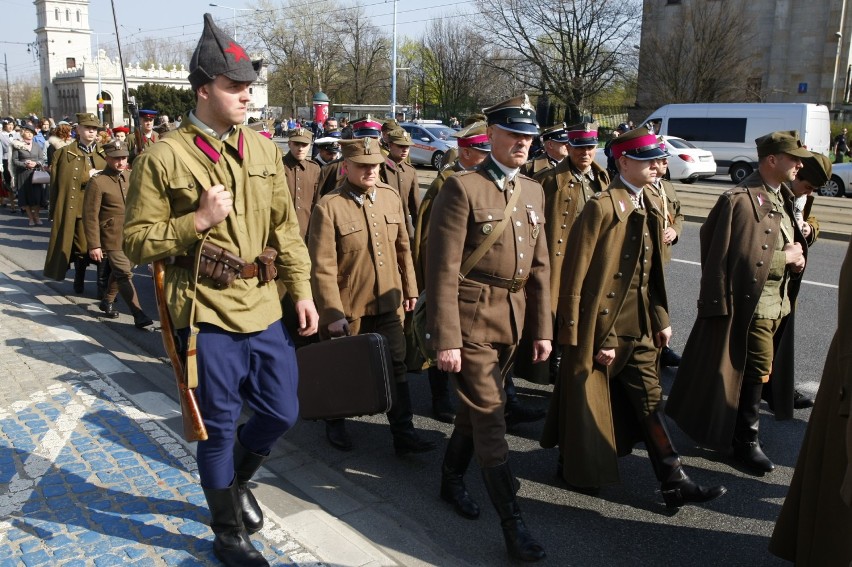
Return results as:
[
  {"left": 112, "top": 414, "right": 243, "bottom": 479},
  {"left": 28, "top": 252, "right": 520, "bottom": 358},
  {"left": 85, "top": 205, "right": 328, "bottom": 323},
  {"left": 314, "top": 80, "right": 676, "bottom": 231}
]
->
[{"left": 400, "top": 120, "right": 458, "bottom": 169}]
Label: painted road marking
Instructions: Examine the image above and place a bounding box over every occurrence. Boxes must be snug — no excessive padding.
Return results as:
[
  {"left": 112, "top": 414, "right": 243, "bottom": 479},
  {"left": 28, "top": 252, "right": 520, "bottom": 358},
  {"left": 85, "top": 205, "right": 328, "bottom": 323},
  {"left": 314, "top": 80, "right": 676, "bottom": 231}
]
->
[{"left": 673, "top": 259, "right": 839, "bottom": 289}]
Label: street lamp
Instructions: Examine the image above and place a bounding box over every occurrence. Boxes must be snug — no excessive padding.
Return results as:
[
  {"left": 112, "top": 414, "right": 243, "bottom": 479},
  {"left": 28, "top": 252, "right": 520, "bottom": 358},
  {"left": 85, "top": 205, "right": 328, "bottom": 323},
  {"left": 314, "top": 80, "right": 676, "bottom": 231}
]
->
[
  {"left": 390, "top": 0, "right": 398, "bottom": 117},
  {"left": 208, "top": 3, "right": 260, "bottom": 42},
  {"left": 831, "top": 0, "right": 848, "bottom": 111}
]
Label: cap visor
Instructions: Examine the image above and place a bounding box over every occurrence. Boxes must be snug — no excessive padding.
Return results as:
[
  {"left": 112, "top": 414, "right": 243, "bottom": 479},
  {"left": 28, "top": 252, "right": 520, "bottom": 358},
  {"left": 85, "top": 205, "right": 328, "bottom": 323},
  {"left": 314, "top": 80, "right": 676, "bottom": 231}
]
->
[
  {"left": 494, "top": 123, "right": 539, "bottom": 135},
  {"left": 623, "top": 147, "right": 668, "bottom": 160}
]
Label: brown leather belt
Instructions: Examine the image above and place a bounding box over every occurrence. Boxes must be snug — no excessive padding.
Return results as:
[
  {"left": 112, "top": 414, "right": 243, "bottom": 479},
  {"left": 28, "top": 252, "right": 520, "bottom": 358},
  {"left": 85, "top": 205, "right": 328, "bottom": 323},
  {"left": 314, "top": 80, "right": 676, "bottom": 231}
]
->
[
  {"left": 466, "top": 271, "right": 528, "bottom": 293},
  {"left": 168, "top": 255, "right": 259, "bottom": 279}
]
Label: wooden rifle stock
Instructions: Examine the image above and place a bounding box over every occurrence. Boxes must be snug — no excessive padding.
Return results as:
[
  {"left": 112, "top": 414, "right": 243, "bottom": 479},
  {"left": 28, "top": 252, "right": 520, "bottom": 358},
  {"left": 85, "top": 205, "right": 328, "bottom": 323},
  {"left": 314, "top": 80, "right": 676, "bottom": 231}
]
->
[{"left": 152, "top": 260, "right": 208, "bottom": 441}]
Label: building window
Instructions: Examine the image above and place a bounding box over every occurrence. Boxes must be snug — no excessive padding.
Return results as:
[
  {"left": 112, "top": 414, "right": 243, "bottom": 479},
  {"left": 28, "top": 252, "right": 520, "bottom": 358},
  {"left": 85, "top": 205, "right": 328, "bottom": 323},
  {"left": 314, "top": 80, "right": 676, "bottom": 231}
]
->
[
  {"left": 66, "top": 57, "right": 76, "bottom": 68},
  {"left": 55, "top": 8, "right": 59, "bottom": 20},
  {"left": 76, "top": 11, "right": 81, "bottom": 23},
  {"left": 66, "top": 9, "right": 70, "bottom": 21}
]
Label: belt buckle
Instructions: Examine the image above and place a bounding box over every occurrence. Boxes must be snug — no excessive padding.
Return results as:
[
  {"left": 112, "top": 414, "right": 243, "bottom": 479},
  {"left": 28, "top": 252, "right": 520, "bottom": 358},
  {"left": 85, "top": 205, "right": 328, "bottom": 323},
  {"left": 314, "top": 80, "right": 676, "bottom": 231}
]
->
[{"left": 509, "top": 278, "right": 522, "bottom": 293}]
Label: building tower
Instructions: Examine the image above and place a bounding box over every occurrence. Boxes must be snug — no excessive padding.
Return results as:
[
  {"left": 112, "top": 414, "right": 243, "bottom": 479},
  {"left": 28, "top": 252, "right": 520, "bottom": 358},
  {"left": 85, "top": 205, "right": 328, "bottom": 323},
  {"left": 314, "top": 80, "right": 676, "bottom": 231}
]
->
[{"left": 33, "top": 0, "right": 92, "bottom": 118}]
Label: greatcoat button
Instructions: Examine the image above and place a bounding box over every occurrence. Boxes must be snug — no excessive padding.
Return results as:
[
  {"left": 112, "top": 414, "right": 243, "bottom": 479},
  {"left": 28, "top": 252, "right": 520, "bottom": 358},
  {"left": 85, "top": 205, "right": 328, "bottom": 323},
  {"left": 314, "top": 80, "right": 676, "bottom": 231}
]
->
[
  {"left": 602, "top": 309, "right": 609, "bottom": 315},
  {"left": 756, "top": 261, "right": 764, "bottom": 267},
  {"left": 762, "top": 244, "right": 768, "bottom": 250}
]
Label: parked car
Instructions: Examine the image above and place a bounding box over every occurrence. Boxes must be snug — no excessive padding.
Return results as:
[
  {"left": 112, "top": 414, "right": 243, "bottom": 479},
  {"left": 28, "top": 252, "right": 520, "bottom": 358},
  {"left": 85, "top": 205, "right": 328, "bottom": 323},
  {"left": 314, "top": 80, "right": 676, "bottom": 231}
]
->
[
  {"left": 593, "top": 135, "right": 716, "bottom": 183},
  {"left": 400, "top": 121, "right": 458, "bottom": 169},
  {"left": 821, "top": 162, "right": 852, "bottom": 197}
]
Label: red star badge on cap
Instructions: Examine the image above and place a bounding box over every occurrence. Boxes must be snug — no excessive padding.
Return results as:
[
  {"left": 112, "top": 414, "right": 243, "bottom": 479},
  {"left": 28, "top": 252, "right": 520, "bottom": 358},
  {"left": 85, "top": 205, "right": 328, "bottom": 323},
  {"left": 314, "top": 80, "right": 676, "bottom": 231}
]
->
[{"left": 224, "top": 42, "right": 250, "bottom": 63}]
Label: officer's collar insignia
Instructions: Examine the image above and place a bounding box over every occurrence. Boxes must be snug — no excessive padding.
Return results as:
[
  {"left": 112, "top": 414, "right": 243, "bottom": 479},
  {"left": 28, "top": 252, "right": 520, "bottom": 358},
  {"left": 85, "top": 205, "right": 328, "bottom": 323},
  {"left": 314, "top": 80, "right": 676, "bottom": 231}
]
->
[{"left": 195, "top": 135, "right": 220, "bottom": 164}]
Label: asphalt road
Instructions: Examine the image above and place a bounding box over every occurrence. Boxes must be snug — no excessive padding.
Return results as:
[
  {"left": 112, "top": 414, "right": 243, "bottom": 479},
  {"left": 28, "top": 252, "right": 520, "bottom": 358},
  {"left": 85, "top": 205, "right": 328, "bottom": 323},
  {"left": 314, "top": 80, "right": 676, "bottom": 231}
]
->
[{"left": 0, "top": 167, "right": 847, "bottom": 566}]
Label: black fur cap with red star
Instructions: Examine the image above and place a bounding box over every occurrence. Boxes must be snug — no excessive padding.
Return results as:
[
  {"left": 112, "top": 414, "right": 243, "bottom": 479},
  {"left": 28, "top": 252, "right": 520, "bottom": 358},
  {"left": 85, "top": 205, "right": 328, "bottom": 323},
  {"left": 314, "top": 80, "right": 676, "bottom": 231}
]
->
[{"left": 188, "top": 13, "right": 262, "bottom": 90}]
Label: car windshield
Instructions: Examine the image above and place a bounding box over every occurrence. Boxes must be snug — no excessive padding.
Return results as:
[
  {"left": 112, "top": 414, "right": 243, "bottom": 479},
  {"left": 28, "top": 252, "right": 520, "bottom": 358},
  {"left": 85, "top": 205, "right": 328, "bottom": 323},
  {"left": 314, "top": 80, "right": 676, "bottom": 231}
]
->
[
  {"left": 666, "top": 137, "right": 697, "bottom": 150},
  {"left": 425, "top": 126, "right": 454, "bottom": 140}
]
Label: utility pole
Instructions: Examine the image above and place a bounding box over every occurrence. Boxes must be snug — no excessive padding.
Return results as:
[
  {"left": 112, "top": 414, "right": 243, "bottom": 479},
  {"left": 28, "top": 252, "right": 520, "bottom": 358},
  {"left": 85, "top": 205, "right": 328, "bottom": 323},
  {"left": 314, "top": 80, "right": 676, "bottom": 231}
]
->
[{"left": 2, "top": 53, "right": 10, "bottom": 116}]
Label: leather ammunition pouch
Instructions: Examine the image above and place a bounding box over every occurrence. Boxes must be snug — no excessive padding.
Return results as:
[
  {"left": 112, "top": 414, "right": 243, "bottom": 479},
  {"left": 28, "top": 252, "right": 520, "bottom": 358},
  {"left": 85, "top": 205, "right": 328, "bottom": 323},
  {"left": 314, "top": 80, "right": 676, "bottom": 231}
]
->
[{"left": 170, "top": 242, "right": 278, "bottom": 289}]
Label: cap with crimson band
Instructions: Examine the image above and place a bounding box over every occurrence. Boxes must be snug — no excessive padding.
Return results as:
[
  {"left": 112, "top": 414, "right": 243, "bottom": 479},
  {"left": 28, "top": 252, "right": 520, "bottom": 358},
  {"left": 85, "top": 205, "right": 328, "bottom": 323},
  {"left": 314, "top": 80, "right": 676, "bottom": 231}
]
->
[
  {"left": 610, "top": 127, "right": 668, "bottom": 160},
  {"left": 566, "top": 122, "right": 599, "bottom": 147},
  {"left": 453, "top": 120, "right": 491, "bottom": 151}
]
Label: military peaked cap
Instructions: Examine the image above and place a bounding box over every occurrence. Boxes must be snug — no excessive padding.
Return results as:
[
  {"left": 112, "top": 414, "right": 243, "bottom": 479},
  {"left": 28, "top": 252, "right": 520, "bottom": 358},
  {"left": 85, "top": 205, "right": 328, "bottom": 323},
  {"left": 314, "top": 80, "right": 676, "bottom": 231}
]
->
[{"left": 483, "top": 94, "right": 539, "bottom": 135}]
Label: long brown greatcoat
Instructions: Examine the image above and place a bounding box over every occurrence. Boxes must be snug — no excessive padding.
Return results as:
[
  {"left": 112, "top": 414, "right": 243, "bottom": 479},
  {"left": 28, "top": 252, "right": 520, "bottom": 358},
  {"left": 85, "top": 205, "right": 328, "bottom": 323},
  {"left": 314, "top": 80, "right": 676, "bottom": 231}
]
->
[
  {"left": 425, "top": 160, "right": 551, "bottom": 351},
  {"left": 533, "top": 158, "right": 610, "bottom": 315},
  {"left": 82, "top": 168, "right": 128, "bottom": 251},
  {"left": 307, "top": 179, "right": 418, "bottom": 329},
  {"left": 539, "top": 180, "right": 670, "bottom": 487},
  {"left": 513, "top": 158, "right": 609, "bottom": 384},
  {"left": 44, "top": 141, "right": 106, "bottom": 280},
  {"left": 282, "top": 152, "right": 321, "bottom": 239},
  {"left": 665, "top": 171, "right": 806, "bottom": 448},
  {"left": 769, "top": 235, "right": 852, "bottom": 566}
]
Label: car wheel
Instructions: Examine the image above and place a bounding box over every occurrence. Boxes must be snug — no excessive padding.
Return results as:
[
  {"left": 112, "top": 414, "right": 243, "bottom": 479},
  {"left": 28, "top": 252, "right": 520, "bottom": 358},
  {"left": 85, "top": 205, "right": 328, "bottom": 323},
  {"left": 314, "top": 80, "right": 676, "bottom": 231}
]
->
[
  {"left": 730, "top": 163, "right": 753, "bottom": 183},
  {"left": 431, "top": 151, "right": 445, "bottom": 170},
  {"left": 680, "top": 178, "right": 697, "bottom": 184},
  {"left": 820, "top": 175, "right": 846, "bottom": 197}
]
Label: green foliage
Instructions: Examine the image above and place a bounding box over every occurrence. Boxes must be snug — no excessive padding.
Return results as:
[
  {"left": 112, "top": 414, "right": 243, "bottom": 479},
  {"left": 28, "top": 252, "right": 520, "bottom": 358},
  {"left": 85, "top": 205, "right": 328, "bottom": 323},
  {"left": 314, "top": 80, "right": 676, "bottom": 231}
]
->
[
  {"left": 22, "top": 89, "right": 43, "bottom": 117},
  {"left": 128, "top": 83, "right": 195, "bottom": 120}
]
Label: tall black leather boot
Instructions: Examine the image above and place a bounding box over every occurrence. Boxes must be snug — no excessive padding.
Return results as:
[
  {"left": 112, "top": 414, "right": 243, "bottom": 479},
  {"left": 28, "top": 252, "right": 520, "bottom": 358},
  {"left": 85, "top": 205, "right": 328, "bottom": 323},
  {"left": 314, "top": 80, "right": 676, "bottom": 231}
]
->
[
  {"left": 733, "top": 382, "right": 775, "bottom": 473},
  {"left": 482, "top": 461, "right": 545, "bottom": 562},
  {"left": 440, "top": 430, "right": 479, "bottom": 519},
  {"left": 73, "top": 256, "right": 88, "bottom": 294},
  {"left": 387, "top": 380, "right": 436, "bottom": 456},
  {"left": 234, "top": 427, "right": 268, "bottom": 534},
  {"left": 504, "top": 375, "right": 545, "bottom": 427},
  {"left": 548, "top": 345, "right": 562, "bottom": 385},
  {"left": 642, "top": 411, "right": 726, "bottom": 508},
  {"left": 203, "top": 481, "right": 269, "bottom": 567},
  {"left": 96, "top": 260, "right": 112, "bottom": 300},
  {"left": 429, "top": 366, "right": 455, "bottom": 423}
]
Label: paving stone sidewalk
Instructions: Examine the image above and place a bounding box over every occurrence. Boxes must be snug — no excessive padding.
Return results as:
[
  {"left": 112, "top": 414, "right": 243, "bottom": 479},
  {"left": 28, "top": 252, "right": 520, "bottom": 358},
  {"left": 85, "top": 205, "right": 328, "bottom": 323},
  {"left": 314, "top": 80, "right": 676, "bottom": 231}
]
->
[{"left": 0, "top": 269, "right": 321, "bottom": 566}]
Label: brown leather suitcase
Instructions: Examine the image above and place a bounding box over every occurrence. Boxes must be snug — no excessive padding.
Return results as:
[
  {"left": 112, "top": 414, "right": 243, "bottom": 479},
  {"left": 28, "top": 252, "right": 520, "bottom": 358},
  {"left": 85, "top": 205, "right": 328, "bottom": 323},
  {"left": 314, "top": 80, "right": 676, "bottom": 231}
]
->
[{"left": 296, "top": 333, "right": 393, "bottom": 420}]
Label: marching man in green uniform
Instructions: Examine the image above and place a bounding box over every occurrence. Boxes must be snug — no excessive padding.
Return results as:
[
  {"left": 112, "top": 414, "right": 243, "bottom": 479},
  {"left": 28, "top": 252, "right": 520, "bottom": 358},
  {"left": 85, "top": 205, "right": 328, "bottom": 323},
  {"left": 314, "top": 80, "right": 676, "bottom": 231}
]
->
[
  {"left": 123, "top": 15, "right": 318, "bottom": 566},
  {"left": 82, "top": 138, "right": 153, "bottom": 328}
]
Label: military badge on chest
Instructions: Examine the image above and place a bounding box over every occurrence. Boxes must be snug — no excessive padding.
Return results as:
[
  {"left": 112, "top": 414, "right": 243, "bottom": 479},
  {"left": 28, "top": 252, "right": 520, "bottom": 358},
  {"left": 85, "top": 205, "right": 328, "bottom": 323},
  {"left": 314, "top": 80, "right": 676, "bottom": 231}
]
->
[{"left": 527, "top": 206, "right": 540, "bottom": 239}]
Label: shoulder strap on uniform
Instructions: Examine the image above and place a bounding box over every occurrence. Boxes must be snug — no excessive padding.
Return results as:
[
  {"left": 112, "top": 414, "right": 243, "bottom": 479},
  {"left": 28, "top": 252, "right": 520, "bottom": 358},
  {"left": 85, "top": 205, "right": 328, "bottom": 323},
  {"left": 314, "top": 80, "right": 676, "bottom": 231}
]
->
[{"left": 160, "top": 137, "right": 220, "bottom": 188}]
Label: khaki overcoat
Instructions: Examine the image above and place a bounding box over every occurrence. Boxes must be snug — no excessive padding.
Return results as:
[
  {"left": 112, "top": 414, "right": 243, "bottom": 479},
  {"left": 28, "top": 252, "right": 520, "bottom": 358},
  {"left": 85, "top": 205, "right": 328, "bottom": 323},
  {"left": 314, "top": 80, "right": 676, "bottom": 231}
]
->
[
  {"left": 539, "top": 180, "right": 669, "bottom": 487},
  {"left": 425, "top": 159, "right": 551, "bottom": 350},
  {"left": 307, "top": 179, "right": 418, "bottom": 328},
  {"left": 44, "top": 141, "right": 106, "bottom": 280},
  {"left": 83, "top": 168, "right": 128, "bottom": 251},
  {"left": 533, "top": 158, "right": 609, "bottom": 315},
  {"left": 769, "top": 235, "right": 852, "bottom": 566},
  {"left": 282, "top": 152, "right": 321, "bottom": 238},
  {"left": 381, "top": 157, "right": 420, "bottom": 238},
  {"left": 665, "top": 172, "right": 806, "bottom": 448}
]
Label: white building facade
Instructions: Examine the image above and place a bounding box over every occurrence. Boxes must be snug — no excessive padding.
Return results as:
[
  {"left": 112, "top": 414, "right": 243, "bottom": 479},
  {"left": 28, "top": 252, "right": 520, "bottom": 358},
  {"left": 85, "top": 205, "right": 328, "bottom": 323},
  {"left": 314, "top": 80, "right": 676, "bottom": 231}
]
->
[{"left": 34, "top": 0, "right": 268, "bottom": 125}]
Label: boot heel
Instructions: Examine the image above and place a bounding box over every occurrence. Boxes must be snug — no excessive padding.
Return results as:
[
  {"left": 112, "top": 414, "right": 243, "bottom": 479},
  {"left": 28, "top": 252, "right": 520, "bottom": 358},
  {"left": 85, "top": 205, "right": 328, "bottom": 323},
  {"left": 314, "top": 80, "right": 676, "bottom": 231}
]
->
[{"left": 661, "top": 486, "right": 683, "bottom": 508}]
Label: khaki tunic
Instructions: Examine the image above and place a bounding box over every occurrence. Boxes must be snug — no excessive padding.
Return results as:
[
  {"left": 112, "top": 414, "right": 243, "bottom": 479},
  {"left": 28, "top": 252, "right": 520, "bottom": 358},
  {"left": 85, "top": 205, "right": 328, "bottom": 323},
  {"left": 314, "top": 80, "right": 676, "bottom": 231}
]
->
[
  {"left": 533, "top": 159, "right": 610, "bottom": 314},
  {"left": 666, "top": 172, "right": 806, "bottom": 448},
  {"left": 521, "top": 154, "right": 558, "bottom": 177},
  {"left": 282, "top": 152, "right": 321, "bottom": 238},
  {"left": 540, "top": 181, "right": 670, "bottom": 486},
  {"left": 413, "top": 162, "right": 463, "bottom": 291},
  {"left": 83, "top": 168, "right": 128, "bottom": 251},
  {"left": 426, "top": 158, "right": 551, "bottom": 465},
  {"left": 382, "top": 157, "right": 420, "bottom": 237},
  {"left": 128, "top": 130, "right": 160, "bottom": 163},
  {"left": 425, "top": 158, "right": 551, "bottom": 350},
  {"left": 644, "top": 178, "right": 684, "bottom": 265},
  {"left": 44, "top": 141, "right": 107, "bottom": 280},
  {"left": 769, "top": 235, "right": 852, "bottom": 566},
  {"left": 307, "top": 179, "right": 418, "bottom": 329},
  {"left": 123, "top": 123, "right": 312, "bottom": 333}
]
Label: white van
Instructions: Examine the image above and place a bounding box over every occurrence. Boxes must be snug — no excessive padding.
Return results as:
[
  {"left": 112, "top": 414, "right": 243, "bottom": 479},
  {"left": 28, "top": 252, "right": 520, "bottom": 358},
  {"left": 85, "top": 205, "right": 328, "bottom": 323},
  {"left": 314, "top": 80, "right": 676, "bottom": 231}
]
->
[{"left": 642, "top": 103, "right": 831, "bottom": 182}]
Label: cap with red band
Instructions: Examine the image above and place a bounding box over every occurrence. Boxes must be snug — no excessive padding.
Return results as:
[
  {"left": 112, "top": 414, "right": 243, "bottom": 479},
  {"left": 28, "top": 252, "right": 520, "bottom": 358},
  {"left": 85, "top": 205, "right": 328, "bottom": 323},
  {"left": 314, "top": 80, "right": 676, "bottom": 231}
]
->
[
  {"left": 610, "top": 127, "right": 668, "bottom": 160},
  {"left": 565, "top": 121, "right": 599, "bottom": 147},
  {"left": 453, "top": 120, "right": 491, "bottom": 151},
  {"left": 352, "top": 116, "right": 382, "bottom": 138}
]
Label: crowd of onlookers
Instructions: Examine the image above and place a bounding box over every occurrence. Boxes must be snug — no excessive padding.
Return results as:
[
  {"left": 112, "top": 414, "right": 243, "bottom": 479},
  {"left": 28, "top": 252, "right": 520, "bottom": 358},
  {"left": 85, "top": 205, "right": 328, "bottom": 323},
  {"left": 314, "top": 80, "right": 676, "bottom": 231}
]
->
[{"left": 0, "top": 113, "right": 179, "bottom": 222}]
